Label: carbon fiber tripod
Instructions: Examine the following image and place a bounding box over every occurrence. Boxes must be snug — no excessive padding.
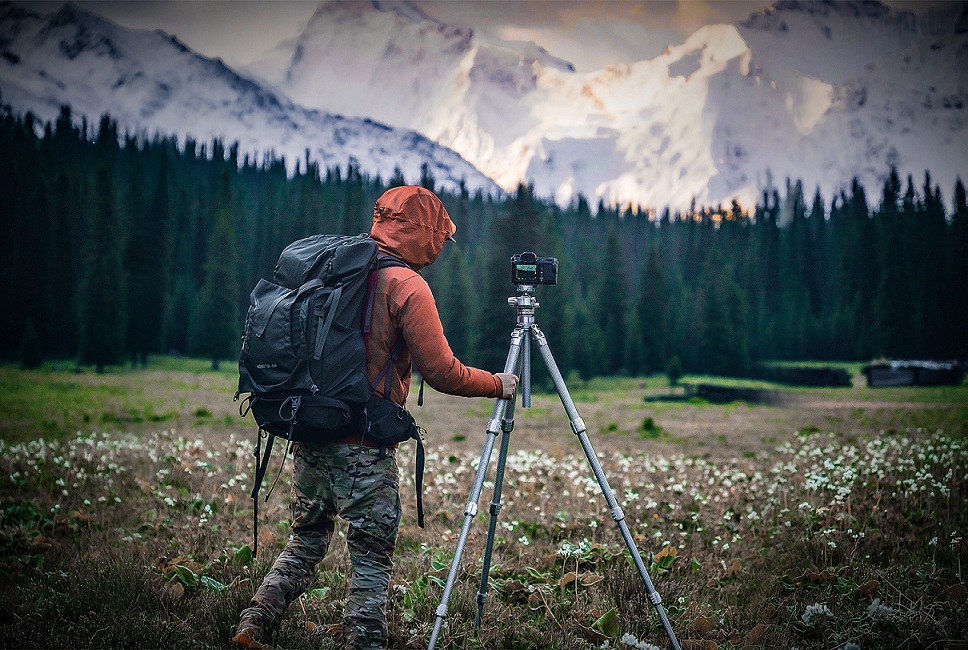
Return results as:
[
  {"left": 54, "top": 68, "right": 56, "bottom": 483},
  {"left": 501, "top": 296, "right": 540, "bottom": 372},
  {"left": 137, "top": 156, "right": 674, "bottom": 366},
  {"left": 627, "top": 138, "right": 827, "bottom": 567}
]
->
[{"left": 426, "top": 286, "right": 681, "bottom": 650}]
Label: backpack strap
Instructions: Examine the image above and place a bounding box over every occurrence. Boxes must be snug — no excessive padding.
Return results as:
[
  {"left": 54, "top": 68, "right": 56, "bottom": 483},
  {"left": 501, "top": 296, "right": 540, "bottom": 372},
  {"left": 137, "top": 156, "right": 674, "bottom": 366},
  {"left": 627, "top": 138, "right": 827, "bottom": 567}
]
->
[
  {"left": 363, "top": 254, "right": 411, "bottom": 334},
  {"left": 414, "top": 427, "right": 426, "bottom": 528},
  {"left": 361, "top": 252, "right": 427, "bottom": 527},
  {"left": 312, "top": 285, "right": 342, "bottom": 361},
  {"left": 248, "top": 393, "right": 304, "bottom": 556},
  {"left": 250, "top": 427, "right": 275, "bottom": 557},
  {"left": 371, "top": 336, "right": 405, "bottom": 399}
]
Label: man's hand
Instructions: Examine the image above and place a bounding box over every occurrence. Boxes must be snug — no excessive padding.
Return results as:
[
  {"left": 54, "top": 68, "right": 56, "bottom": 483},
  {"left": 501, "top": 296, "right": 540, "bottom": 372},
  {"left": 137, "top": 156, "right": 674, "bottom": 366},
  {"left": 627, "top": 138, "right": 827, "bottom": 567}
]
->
[{"left": 496, "top": 373, "right": 519, "bottom": 399}]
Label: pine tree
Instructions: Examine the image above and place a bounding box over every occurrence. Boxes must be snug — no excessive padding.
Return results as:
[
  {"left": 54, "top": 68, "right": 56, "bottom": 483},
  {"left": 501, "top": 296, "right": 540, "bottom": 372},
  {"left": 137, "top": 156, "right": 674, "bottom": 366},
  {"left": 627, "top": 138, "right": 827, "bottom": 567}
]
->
[
  {"left": 594, "top": 229, "right": 628, "bottom": 374},
  {"left": 434, "top": 247, "right": 476, "bottom": 360},
  {"left": 78, "top": 116, "right": 127, "bottom": 373},
  {"left": 804, "top": 187, "right": 827, "bottom": 317},
  {"left": 635, "top": 242, "right": 668, "bottom": 374},
  {"left": 19, "top": 317, "right": 42, "bottom": 370},
  {"left": 623, "top": 306, "right": 645, "bottom": 377},
  {"left": 388, "top": 165, "right": 407, "bottom": 188},
  {"left": 949, "top": 177, "right": 968, "bottom": 359},
  {"left": 916, "top": 172, "right": 947, "bottom": 358},
  {"left": 123, "top": 157, "right": 150, "bottom": 365},
  {"left": 699, "top": 262, "right": 748, "bottom": 376},
  {"left": 872, "top": 167, "right": 915, "bottom": 357},
  {"left": 569, "top": 290, "right": 606, "bottom": 380},
  {"left": 188, "top": 167, "right": 240, "bottom": 370},
  {"left": 419, "top": 162, "right": 436, "bottom": 193},
  {"left": 837, "top": 179, "right": 876, "bottom": 358}
]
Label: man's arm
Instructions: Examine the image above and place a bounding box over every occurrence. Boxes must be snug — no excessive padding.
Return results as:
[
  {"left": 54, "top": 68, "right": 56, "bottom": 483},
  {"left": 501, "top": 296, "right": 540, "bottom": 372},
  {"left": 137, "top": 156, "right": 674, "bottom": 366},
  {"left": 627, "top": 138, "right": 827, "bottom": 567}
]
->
[{"left": 394, "top": 276, "right": 515, "bottom": 398}]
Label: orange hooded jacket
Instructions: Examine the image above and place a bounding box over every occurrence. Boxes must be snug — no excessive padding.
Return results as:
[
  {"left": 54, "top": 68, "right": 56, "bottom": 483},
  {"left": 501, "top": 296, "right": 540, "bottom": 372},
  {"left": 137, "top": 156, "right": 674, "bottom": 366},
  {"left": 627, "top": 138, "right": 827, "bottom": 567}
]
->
[{"left": 364, "top": 186, "right": 503, "bottom": 407}]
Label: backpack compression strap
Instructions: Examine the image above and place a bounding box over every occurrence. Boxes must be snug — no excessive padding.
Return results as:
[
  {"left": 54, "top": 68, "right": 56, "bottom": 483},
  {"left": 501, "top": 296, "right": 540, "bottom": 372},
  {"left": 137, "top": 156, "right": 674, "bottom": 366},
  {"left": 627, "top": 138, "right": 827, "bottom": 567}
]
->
[
  {"left": 414, "top": 428, "right": 426, "bottom": 528},
  {"left": 250, "top": 428, "right": 274, "bottom": 557},
  {"left": 246, "top": 395, "right": 301, "bottom": 556}
]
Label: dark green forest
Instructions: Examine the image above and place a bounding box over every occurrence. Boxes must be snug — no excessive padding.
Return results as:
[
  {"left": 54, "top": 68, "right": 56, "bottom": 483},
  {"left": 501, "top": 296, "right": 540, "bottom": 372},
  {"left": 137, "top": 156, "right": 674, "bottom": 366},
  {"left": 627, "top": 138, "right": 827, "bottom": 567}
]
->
[{"left": 2, "top": 106, "right": 967, "bottom": 378}]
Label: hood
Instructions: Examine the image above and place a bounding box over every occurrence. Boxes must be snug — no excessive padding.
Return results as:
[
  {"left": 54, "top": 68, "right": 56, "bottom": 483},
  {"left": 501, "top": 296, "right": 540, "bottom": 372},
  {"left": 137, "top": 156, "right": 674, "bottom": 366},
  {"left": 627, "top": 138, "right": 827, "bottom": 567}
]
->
[{"left": 369, "top": 186, "right": 457, "bottom": 270}]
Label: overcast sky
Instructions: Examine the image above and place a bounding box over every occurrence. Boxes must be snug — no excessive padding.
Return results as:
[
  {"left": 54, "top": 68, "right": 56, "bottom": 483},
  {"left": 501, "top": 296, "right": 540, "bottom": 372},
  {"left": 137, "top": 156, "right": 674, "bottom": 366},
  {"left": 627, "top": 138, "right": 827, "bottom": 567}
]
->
[{"left": 40, "top": 0, "right": 952, "bottom": 73}]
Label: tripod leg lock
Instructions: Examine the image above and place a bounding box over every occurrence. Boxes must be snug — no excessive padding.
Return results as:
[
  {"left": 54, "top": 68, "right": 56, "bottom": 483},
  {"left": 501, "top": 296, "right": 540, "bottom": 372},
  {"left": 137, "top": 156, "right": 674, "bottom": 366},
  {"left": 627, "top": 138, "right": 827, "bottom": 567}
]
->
[
  {"left": 489, "top": 502, "right": 502, "bottom": 516},
  {"left": 487, "top": 418, "right": 502, "bottom": 434},
  {"left": 648, "top": 592, "right": 662, "bottom": 606},
  {"left": 465, "top": 501, "right": 479, "bottom": 517},
  {"left": 610, "top": 506, "right": 625, "bottom": 522},
  {"left": 436, "top": 604, "right": 449, "bottom": 617},
  {"left": 570, "top": 417, "right": 586, "bottom": 435}
]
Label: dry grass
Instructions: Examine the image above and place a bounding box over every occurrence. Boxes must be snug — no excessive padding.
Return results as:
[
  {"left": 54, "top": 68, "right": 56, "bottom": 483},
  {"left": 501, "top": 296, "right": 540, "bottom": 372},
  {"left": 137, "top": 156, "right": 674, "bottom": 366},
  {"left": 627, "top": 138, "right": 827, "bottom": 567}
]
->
[{"left": 0, "top": 363, "right": 966, "bottom": 649}]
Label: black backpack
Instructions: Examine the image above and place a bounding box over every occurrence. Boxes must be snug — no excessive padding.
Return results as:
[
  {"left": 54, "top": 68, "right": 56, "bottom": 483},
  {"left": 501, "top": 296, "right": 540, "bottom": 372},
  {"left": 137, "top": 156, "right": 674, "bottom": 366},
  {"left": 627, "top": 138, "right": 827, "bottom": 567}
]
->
[
  {"left": 235, "top": 233, "right": 425, "bottom": 554},
  {"left": 238, "top": 233, "right": 380, "bottom": 435}
]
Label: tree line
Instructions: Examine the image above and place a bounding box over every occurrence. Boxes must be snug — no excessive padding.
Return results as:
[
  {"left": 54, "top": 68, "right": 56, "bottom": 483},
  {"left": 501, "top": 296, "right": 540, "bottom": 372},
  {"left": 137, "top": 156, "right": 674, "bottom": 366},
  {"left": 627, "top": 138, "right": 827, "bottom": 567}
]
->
[{"left": 2, "top": 106, "right": 966, "bottom": 378}]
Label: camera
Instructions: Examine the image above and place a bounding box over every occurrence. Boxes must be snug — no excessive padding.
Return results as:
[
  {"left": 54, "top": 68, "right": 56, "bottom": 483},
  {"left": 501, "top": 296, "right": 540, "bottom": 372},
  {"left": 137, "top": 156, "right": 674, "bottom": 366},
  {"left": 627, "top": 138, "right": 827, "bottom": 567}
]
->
[{"left": 510, "top": 252, "right": 558, "bottom": 285}]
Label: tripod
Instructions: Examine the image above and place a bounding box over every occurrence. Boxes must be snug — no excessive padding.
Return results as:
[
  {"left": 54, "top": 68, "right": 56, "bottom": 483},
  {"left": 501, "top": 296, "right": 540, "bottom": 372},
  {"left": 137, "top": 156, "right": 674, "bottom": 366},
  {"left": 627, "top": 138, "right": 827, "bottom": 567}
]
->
[{"left": 426, "top": 286, "right": 682, "bottom": 650}]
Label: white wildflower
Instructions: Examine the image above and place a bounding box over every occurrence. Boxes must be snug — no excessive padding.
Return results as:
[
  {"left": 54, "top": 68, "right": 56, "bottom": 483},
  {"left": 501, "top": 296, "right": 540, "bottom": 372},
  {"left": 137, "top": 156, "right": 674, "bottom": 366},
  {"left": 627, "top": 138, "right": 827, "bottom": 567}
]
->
[
  {"left": 801, "top": 602, "right": 833, "bottom": 626},
  {"left": 867, "top": 598, "right": 893, "bottom": 619}
]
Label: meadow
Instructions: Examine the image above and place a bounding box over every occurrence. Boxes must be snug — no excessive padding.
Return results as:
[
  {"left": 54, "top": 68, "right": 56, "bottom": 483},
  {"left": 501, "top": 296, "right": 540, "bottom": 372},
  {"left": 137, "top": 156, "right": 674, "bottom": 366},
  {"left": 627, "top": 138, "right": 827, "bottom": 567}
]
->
[{"left": 0, "top": 361, "right": 965, "bottom": 649}]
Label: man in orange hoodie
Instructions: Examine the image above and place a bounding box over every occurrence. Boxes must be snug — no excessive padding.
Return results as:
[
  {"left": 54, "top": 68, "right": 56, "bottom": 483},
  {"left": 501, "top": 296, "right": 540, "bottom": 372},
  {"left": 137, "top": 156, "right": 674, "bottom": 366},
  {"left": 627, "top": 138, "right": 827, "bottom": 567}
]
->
[{"left": 232, "top": 186, "right": 518, "bottom": 649}]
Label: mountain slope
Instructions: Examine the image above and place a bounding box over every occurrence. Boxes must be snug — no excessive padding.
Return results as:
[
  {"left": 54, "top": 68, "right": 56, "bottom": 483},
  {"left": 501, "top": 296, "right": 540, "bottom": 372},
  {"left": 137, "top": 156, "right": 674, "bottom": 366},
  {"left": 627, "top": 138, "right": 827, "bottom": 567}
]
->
[
  {"left": 0, "top": 2, "right": 500, "bottom": 194},
  {"left": 255, "top": 0, "right": 967, "bottom": 210}
]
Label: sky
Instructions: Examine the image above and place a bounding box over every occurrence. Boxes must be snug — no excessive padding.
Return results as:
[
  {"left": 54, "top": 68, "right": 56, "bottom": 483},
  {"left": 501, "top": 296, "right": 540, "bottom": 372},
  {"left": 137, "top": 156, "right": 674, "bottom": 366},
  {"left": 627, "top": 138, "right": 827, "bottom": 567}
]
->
[{"left": 30, "top": 0, "right": 952, "bottom": 73}]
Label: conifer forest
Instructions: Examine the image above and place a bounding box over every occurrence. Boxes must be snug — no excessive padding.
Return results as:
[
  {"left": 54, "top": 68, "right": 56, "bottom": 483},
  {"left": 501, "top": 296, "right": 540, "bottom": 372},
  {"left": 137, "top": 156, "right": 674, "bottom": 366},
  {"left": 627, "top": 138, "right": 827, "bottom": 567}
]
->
[{"left": 2, "top": 107, "right": 967, "bottom": 377}]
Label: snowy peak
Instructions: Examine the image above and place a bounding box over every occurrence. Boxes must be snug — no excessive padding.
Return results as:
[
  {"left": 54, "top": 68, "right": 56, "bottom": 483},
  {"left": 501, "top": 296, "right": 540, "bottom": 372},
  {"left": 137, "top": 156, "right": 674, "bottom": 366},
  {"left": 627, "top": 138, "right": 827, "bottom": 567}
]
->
[
  {"left": 668, "top": 24, "right": 751, "bottom": 77},
  {"left": 300, "top": 0, "right": 474, "bottom": 64},
  {"left": 281, "top": 0, "right": 473, "bottom": 126},
  {"left": 3, "top": 0, "right": 964, "bottom": 213},
  {"left": 739, "top": 0, "right": 918, "bottom": 84},
  {"left": 0, "top": 0, "right": 499, "bottom": 194},
  {"left": 312, "top": 0, "right": 436, "bottom": 26}
]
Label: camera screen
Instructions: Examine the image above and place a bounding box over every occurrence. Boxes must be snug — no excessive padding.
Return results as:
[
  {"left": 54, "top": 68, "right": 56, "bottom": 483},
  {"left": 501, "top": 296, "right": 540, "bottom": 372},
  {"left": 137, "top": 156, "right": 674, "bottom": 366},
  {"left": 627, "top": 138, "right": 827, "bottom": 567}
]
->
[{"left": 514, "top": 263, "right": 538, "bottom": 282}]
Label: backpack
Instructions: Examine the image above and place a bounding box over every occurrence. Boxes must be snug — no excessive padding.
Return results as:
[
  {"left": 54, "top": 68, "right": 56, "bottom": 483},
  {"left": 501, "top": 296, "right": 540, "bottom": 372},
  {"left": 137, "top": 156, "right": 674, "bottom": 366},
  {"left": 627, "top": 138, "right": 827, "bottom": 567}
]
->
[{"left": 235, "top": 233, "right": 425, "bottom": 555}]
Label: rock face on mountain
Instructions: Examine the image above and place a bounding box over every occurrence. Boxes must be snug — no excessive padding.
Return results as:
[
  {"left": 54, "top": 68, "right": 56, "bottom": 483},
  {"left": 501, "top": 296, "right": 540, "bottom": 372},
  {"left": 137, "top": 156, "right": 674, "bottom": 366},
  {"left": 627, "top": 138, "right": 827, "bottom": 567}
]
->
[{"left": 0, "top": 2, "right": 500, "bottom": 195}]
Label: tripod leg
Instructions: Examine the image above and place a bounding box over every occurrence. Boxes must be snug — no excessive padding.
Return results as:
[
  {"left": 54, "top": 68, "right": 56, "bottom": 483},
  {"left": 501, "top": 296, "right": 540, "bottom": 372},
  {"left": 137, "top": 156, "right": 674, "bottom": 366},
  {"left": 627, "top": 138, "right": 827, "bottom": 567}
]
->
[
  {"left": 474, "top": 391, "right": 516, "bottom": 633},
  {"left": 521, "top": 329, "right": 532, "bottom": 407},
  {"left": 531, "top": 325, "right": 682, "bottom": 650},
  {"left": 427, "top": 328, "right": 525, "bottom": 650}
]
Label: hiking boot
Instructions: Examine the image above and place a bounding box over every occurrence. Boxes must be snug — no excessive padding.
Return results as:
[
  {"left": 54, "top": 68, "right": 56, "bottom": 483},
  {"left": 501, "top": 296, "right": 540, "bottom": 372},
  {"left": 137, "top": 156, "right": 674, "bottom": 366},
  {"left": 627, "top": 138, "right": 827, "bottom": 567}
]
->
[{"left": 231, "top": 614, "right": 270, "bottom": 649}]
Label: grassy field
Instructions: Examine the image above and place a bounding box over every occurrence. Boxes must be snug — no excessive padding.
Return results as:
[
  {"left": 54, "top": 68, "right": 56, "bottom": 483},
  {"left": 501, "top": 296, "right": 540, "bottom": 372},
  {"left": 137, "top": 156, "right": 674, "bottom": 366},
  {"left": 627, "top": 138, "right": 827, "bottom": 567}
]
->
[{"left": 0, "top": 359, "right": 966, "bottom": 649}]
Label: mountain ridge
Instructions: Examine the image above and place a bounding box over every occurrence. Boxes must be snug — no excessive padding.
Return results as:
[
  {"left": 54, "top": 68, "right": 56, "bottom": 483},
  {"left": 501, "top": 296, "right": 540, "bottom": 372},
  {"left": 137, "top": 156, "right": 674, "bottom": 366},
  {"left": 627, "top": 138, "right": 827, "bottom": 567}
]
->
[
  {"left": 0, "top": 1, "right": 500, "bottom": 195},
  {"left": 260, "top": 0, "right": 966, "bottom": 210},
  {"left": 1, "top": 0, "right": 965, "bottom": 211}
]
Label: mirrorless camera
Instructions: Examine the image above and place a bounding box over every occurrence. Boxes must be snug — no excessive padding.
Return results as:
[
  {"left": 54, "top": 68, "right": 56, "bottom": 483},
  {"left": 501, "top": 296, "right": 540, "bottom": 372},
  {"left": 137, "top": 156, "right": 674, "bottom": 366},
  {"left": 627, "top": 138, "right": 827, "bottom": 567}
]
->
[{"left": 510, "top": 252, "right": 558, "bottom": 286}]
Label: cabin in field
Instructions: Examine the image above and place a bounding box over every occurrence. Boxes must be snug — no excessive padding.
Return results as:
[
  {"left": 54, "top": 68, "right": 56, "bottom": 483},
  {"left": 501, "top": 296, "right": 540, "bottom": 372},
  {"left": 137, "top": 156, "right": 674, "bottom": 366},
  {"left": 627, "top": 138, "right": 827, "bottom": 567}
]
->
[{"left": 863, "top": 360, "right": 964, "bottom": 387}]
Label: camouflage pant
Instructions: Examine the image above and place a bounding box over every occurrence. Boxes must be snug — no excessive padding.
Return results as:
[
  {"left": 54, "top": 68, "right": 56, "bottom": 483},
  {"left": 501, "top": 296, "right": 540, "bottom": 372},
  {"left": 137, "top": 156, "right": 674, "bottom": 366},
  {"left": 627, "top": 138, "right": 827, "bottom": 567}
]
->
[{"left": 241, "top": 442, "right": 401, "bottom": 649}]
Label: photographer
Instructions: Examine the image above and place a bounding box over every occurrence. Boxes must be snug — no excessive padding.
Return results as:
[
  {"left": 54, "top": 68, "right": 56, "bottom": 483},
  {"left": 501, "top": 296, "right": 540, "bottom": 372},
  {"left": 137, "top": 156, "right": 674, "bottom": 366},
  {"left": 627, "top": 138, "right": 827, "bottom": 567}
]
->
[{"left": 232, "top": 185, "right": 518, "bottom": 649}]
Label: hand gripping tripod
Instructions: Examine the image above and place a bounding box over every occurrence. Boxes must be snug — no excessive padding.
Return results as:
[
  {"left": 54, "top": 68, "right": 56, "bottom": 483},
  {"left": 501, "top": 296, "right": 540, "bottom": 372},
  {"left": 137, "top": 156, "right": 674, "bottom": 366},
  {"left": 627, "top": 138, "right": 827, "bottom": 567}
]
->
[{"left": 426, "top": 286, "right": 682, "bottom": 650}]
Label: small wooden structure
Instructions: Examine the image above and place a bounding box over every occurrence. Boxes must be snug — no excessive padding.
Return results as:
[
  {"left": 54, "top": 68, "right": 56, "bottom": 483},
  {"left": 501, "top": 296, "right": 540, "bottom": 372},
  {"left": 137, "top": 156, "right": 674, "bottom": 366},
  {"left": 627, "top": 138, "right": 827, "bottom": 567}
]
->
[{"left": 863, "top": 360, "right": 964, "bottom": 387}]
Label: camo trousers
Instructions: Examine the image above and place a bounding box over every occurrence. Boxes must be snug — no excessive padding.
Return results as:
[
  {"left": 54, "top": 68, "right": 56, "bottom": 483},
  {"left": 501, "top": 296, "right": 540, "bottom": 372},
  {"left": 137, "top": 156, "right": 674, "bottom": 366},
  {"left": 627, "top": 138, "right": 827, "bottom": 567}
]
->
[{"left": 241, "top": 442, "right": 401, "bottom": 649}]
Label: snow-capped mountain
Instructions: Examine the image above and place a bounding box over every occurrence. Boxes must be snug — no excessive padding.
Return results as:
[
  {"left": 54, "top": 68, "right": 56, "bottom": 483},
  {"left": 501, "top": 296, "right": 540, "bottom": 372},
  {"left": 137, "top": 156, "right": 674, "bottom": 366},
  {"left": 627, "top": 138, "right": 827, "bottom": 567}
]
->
[
  {"left": 0, "top": 2, "right": 500, "bottom": 195},
  {"left": 254, "top": 0, "right": 967, "bottom": 211},
  {"left": 2, "top": 0, "right": 965, "bottom": 212}
]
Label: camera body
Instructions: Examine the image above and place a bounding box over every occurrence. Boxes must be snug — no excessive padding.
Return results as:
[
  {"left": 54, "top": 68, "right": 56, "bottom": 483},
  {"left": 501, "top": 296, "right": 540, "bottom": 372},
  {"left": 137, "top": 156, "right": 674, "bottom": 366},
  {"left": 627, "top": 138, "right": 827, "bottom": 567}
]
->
[{"left": 510, "top": 252, "right": 558, "bottom": 285}]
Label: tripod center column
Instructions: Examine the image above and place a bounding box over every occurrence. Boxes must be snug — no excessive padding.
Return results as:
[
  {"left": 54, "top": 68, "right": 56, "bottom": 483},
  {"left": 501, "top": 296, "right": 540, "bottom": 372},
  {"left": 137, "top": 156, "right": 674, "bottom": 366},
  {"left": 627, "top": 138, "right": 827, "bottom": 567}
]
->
[{"left": 509, "top": 289, "right": 538, "bottom": 407}]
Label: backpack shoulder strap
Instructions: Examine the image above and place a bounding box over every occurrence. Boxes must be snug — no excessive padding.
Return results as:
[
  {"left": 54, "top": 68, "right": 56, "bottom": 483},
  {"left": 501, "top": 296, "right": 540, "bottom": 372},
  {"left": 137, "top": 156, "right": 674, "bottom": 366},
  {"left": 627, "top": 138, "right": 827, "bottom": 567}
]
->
[{"left": 362, "top": 254, "right": 410, "bottom": 335}]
